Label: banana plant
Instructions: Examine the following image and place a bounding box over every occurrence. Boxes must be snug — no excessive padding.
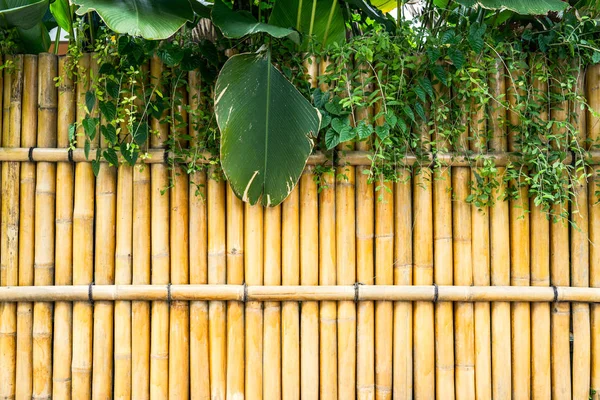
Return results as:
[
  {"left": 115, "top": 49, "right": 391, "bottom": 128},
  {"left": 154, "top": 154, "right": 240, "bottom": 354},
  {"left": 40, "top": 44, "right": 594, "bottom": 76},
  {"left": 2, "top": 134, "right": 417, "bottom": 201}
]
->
[{"left": 0, "top": 0, "right": 50, "bottom": 53}]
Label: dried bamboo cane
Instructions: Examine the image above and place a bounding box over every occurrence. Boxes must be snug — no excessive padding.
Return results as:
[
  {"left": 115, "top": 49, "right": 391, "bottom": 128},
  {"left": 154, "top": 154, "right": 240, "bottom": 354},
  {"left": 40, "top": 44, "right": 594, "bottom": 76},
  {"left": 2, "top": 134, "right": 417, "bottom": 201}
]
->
[
  {"left": 132, "top": 163, "right": 151, "bottom": 400},
  {"left": 375, "top": 178, "right": 393, "bottom": 399},
  {"left": 0, "top": 54, "right": 22, "bottom": 400},
  {"left": 72, "top": 53, "right": 95, "bottom": 399},
  {"left": 588, "top": 61, "right": 600, "bottom": 400},
  {"left": 488, "top": 59, "right": 512, "bottom": 399},
  {"left": 433, "top": 82, "right": 456, "bottom": 400},
  {"left": 300, "top": 168, "right": 319, "bottom": 399},
  {"left": 571, "top": 64, "right": 591, "bottom": 400},
  {"left": 190, "top": 170, "right": 210, "bottom": 399},
  {"left": 264, "top": 203, "right": 282, "bottom": 400},
  {"left": 15, "top": 54, "right": 37, "bottom": 400},
  {"left": 318, "top": 170, "right": 336, "bottom": 399},
  {"left": 226, "top": 184, "right": 244, "bottom": 399},
  {"left": 53, "top": 55, "right": 75, "bottom": 400},
  {"left": 245, "top": 202, "right": 263, "bottom": 400},
  {"left": 32, "top": 53, "right": 57, "bottom": 400},
  {"left": 550, "top": 60, "right": 572, "bottom": 399},
  {"left": 507, "top": 60, "right": 531, "bottom": 400},
  {"left": 282, "top": 185, "right": 300, "bottom": 399},
  {"left": 150, "top": 54, "right": 170, "bottom": 399},
  {"left": 208, "top": 169, "right": 226, "bottom": 400},
  {"left": 394, "top": 167, "right": 413, "bottom": 400},
  {"left": 530, "top": 54, "right": 551, "bottom": 400},
  {"left": 169, "top": 166, "right": 190, "bottom": 399}
]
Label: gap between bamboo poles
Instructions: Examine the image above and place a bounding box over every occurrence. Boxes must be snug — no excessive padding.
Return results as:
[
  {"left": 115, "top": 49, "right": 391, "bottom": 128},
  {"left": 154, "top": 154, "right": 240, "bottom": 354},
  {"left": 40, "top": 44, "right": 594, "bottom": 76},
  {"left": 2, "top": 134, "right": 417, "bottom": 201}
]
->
[{"left": 0, "top": 284, "right": 598, "bottom": 302}]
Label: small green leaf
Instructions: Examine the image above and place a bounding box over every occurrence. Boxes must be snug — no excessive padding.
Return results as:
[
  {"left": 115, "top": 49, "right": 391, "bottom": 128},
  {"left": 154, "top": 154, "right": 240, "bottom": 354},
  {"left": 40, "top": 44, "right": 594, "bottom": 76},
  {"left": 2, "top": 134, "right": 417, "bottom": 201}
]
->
[
  {"left": 120, "top": 142, "right": 138, "bottom": 165},
  {"left": 103, "top": 147, "right": 119, "bottom": 166},
  {"left": 331, "top": 117, "right": 348, "bottom": 133},
  {"left": 356, "top": 120, "right": 374, "bottom": 140},
  {"left": 325, "top": 98, "right": 344, "bottom": 116},
  {"left": 84, "top": 139, "right": 91, "bottom": 159},
  {"left": 593, "top": 51, "right": 600, "bottom": 64},
  {"left": 101, "top": 124, "right": 118, "bottom": 144},
  {"left": 385, "top": 111, "right": 397, "bottom": 129},
  {"left": 133, "top": 121, "right": 149, "bottom": 145},
  {"left": 68, "top": 123, "right": 76, "bottom": 142},
  {"left": 99, "top": 101, "right": 117, "bottom": 121},
  {"left": 82, "top": 116, "right": 98, "bottom": 140},
  {"left": 85, "top": 91, "right": 96, "bottom": 113},
  {"left": 403, "top": 105, "right": 416, "bottom": 123},
  {"left": 432, "top": 64, "right": 448, "bottom": 86},
  {"left": 91, "top": 159, "right": 100, "bottom": 176},
  {"left": 106, "top": 81, "right": 120, "bottom": 99},
  {"left": 321, "top": 114, "right": 332, "bottom": 129},
  {"left": 375, "top": 124, "right": 390, "bottom": 140},
  {"left": 419, "top": 77, "right": 434, "bottom": 99},
  {"left": 325, "top": 128, "right": 340, "bottom": 150},
  {"left": 339, "top": 126, "right": 355, "bottom": 142},
  {"left": 448, "top": 48, "right": 465, "bottom": 70}
]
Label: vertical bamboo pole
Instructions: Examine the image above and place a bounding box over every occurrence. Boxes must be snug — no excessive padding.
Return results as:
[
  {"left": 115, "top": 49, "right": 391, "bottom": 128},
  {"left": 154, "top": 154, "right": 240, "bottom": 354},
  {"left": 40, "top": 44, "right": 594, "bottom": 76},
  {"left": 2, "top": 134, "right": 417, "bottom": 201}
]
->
[
  {"left": 0, "top": 54, "right": 2, "bottom": 138},
  {"left": 53, "top": 55, "right": 75, "bottom": 400},
  {"left": 188, "top": 70, "right": 210, "bottom": 400},
  {"left": 550, "top": 60, "right": 572, "bottom": 399},
  {"left": 32, "top": 53, "right": 57, "bottom": 400},
  {"left": 530, "top": 54, "right": 551, "bottom": 400},
  {"left": 433, "top": 84, "right": 456, "bottom": 399},
  {"left": 245, "top": 202, "right": 263, "bottom": 400},
  {"left": 0, "top": 54, "right": 22, "bottom": 400},
  {"left": 394, "top": 167, "right": 413, "bottom": 400},
  {"left": 149, "top": 55, "right": 170, "bottom": 399},
  {"left": 264, "top": 203, "right": 282, "bottom": 400},
  {"left": 72, "top": 53, "right": 95, "bottom": 399},
  {"left": 319, "top": 170, "right": 336, "bottom": 399},
  {"left": 488, "top": 58, "right": 512, "bottom": 399},
  {"left": 132, "top": 162, "right": 151, "bottom": 399},
  {"left": 16, "top": 54, "right": 37, "bottom": 400},
  {"left": 208, "top": 168, "right": 226, "bottom": 400},
  {"left": 282, "top": 184, "right": 300, "bottom": 399},
  {"left": 588, "top": 61, "right": 600, "bottom": 400},
  {"left": 375, "top": 178, "right": 393, "bottom": 399},
  {"left": 300, "top": 168, "right": 319, "bottom": 399},
  {"left": 506, "top": 59, "right": 531, "bottom": 400},
  {"left": 469, "top": 72, "right": 491, "bottom": 400},
  {"left": 571, "top": 64, "right": 591, "bottom": 400}
]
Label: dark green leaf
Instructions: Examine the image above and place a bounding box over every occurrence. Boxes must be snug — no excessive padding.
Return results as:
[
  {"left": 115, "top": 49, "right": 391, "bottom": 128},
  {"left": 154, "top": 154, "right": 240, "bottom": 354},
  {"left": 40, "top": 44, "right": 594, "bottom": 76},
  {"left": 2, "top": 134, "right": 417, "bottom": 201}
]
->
[
  {"left": 0, "top": 0, "right": 49, "bottom": 30},
  {"left": 103, "top": 147, "right": 119, "bottom": 166},
  {"left": 82, "top": 116, "right": 98, "bottom": 139},
  {"left": 325, "top": 97, "right": 344, "bottom": 116},
  {"left": 84, "top": 139, "right": 91, "bottom": 159},
  {"left": 375, "top": 124, "right": 390, "bottom": 140},
  {"left": 106, "top": 81, "right": 120, "bottom": 99},
  {"left": 49, "top": 0, "right": 71, "bottom": 32},
  {"left": 101, "top": 124, "right": 117, "bottom": 144},
  {"left": 448, "top": 48, "right": 465, "bottom": 69},
  {"left": 91, "top": 159, "right": 100, "bottom": 176},
  {"left": 325, "top": 128, "right": 340, "bottom": 149},
  {"left": 432, "top": 64, "right": 448, "bottom": 86},
  {"left": 99, "top": 101, "right": 117, "bottom": 121},
  {"left": 356, "top": 120, "right": 373, "bottom": 140},
  {"left": 85, "top": 91, "right": 96, "bottom": 113}
]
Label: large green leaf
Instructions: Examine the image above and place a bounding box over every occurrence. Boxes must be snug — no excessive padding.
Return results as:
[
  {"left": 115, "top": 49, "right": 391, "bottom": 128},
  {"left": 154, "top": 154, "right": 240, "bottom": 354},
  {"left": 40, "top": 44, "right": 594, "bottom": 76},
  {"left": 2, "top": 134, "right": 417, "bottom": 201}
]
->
[
  {"left": 0, "top": 0, "right": 49, "bottom": 30},
  {"left": 49, "top": 0, "right": 71, "bottom": 32},
  {"left": 211, "top": 0, "right": 300, "bottom": 43},
  {"left": 343, "top": 0, "right": 396, "bottom": 31},
  {"left": 72, "top": 0, "right": 194, "bottom": 40},
  {"left": 17, "top": 22, "right": 50, "bottom": 53},
  {"left": 370, "top": 0, "right": 396, "bottom": 13},
  {"left": 455, "top": 0, "right": 567, "bottom": 14},
  {"left": 269, "top": 0, "right": 346, "bottom": 48},
  {"left": 215, "top": 51, "right": 321, "bottom": 207}
]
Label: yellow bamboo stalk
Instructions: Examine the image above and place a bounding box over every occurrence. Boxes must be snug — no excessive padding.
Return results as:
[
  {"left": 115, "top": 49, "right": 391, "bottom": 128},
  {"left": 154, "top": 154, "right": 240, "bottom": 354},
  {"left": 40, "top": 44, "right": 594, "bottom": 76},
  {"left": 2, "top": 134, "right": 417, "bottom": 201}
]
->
[
  {"left": 132, "top": 163, "right": 151, "bottom": 399},
  {"left": 2, "top": 54, "right": 9, "bottom": 146},
  {"left": 282, "top": 185, "right": 300, "bottom": 399},
  {"left": 72, "top": 53, "right": 95, "bottom": 399},
  {"left": 488, "top": 59, "right": 512, "bottom": 399},
  {"left": 226, "top": 184, "right": 244, "bottom": 399},
  {"left": 245, "top": 202, "right": 263, "bottom": 400},
  {"left": 550, "top": 61, "right": 572, "bottom": 399},
  {"left": 318, "top": 170, "right": 336, "bottom": 399},
  {"left": 32, "top": 53, "right": 56, "bottom": 400},
  {"left": 53, "top": 55, "right": 75, "bottom": 400},
  {"left": 394, "top": 167, "right": 413, "bottom": 399},
  {"left": 300, "top": 168, "right": 319, "bottom": 399},
  {"left": 264, "top": 203, "right": 282, "bottom": 400},
  {"left": 190, "top": 170, "right": 210, "bottom": 399},
  {"left": 208, "top": 169, "right": 227, "bottom": 399},
  {"left": 588, "top": 61, "right": 600, "bottom": 400},
  {"left": 571, "top": 65, "right": 591, "bottom": 400},
  {"left": 149, "top": 54, "right": 170, "bottom": 399},
  {"left": 15, "top": 54, "right": 37, "bottom": 400},
  {"left": 530, "top": 54, "right": 551, "bottom": 400}
]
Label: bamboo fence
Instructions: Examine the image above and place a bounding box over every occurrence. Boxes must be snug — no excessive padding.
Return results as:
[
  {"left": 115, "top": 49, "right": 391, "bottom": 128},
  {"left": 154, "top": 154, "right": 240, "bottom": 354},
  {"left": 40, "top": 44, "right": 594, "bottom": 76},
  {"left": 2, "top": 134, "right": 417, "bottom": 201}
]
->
[{"left": 0, "top": 53, "right": 600, "bottom": 399}]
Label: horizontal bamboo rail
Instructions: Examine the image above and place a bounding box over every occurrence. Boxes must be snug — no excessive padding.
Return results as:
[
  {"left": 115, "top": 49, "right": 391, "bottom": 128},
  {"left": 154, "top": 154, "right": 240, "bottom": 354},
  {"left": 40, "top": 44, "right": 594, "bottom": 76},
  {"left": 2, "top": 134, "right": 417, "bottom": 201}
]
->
[
  {"left": 0, "top": 284, "right": 597, "bottom": 302},
  {"left": 1, "top": 147, "right": 599, "bottom": 166}
]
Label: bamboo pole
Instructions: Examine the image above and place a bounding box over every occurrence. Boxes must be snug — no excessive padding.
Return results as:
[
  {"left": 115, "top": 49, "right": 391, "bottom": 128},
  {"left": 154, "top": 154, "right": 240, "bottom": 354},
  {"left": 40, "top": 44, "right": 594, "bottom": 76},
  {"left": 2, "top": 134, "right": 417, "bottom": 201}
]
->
[
  {"left": 208, "top": 168, "right": 226, "bottom": 400},
  {"left": 15, "top": 54, "right": 37, "bottom": 400},
  {"left": 530, "top": 54, "right": 551, "bottom": 400},
  {"left": 488, "top": 58, "right": 512, "bottom": 399},
  {"left": 300, "top": 168, "right": 319, "bottom": 399},
  {"left": 71, "top": 53, "right": 95, "bottom": 399},
  {"left": 394, "top": 167, "right": 413, "bottom": 400},
  {"left": 264, "top": 203, "right": 282, "bottom": 400},
  {"left": 32, "top": 53, "right": 56, "bottom": 400},
  {"left": 282, "top": 185, "right": 300, "bottom": 399},
  {"left": 588, "top": 61, "right": 600, "bottom": 400},
  {"left": 132, "top": 164, "right": 151, "bottom": 399},
  {"left": 226, "top": 184, "right": 244, "bottom": 399},
  {"left": 149, "top": 54, "right": 170, "bottom": 399},
  {"left": 571, "top": 63, "right": 591, "bottom": 400},
  {"left": 550, "top": 60, "right": 572, "bottom": 399},
  {"left": 318, "top": 170, "right": 336, "bottom": 399},
  {"left": 0, "top": 54, "right": 22, "bottom": 400},
  {"left": 53, "top": 55, "right": 75, "bottom": 400},
  {"left": 507, "top": 60, "right": 531, "bottom": 400},
  {"left": 245, "top": 202, "right": 263, "bottom": 400}
]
